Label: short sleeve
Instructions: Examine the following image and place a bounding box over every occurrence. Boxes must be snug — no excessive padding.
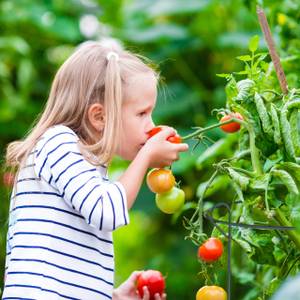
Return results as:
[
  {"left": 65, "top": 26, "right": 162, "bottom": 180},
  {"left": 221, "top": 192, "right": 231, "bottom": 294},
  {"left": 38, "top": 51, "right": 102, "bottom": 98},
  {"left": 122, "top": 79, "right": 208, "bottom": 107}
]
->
[{"left": 33, "top": 125, "right": 129, "bottom": 231}]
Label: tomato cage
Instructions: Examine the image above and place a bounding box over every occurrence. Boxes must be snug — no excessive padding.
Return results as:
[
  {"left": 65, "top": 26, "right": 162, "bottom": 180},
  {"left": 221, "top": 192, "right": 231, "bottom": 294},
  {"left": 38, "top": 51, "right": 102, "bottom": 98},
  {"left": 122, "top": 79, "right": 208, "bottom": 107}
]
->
[{"left": 203, "top": 202, "right": 296, "bottom": 300}]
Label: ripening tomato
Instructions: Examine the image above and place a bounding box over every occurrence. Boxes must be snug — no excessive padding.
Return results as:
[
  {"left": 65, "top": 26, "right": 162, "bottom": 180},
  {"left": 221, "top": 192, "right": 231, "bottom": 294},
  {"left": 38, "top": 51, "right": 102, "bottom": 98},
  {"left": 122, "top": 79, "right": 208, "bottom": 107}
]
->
[
  {"left": 2, "top": 172, "right": 15, "bottom": 188},
  {"left": 220, "top": 112, "right": 243, "bottom": 133},
  {"left": 167, "top": 134, "right": 182, "bottom": 143},
  {"left": 198, "top": 237, "right": 223, "bottom": 263},
  {"left": 147, "top": 126, "right": 182, "bottom": 143},
  {"left": 147, "top": 168, "right": 175, "bottom": 194},
  {"left": 155, "top": 187, "right": 185, "bottom": 214},
  {"left": 196, "top": 286, "right": 227, "bottom": 300},
  {"left": 137, "top": 270, "right": 165, "bottom": 300}
]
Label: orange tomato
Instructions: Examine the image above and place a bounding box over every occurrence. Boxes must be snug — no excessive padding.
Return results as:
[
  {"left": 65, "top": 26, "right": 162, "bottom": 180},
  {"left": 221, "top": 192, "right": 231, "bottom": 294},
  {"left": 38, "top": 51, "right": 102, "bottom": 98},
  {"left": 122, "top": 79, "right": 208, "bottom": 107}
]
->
[
  {"left": 146, "top": 168, "right": 175, "bottom": 194},
  {"left": 196, "top": 286, "right": 227, "bottom": 300}
]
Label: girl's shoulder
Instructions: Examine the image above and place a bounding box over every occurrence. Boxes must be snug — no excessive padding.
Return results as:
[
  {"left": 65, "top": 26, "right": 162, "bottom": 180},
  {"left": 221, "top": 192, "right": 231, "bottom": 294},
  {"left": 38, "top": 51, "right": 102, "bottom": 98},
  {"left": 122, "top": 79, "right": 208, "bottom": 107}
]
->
[
  {"left": 40, "top": 124, "right": 78, "bottom": 142},
  {"left": 35, "top": 124, "right": 79, "bottom": 153},
  {"left": 43, "top": 124, "right": 78, "bottom": 139}
]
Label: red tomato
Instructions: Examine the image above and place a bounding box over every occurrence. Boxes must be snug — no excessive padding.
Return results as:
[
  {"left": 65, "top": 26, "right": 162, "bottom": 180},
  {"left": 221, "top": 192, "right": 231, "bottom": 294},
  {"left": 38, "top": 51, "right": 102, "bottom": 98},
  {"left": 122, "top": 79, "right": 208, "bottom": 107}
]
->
[
  {"left": 220, "top": 112, "right": 243, "bottom": 133},
  {"left": 147, "top": 168, "right": 175, "bottom": 194},
  {"left": 196, "top": 285, "right": 227, "bottom": 300},
  {"left": 155, "top": 187, "right": 185, "bottom": 214},
  {"left": 198, "top": 237, "right": 223, "bottom": 263},
  {"left": 137, "top": 270, "right": 165, "bottom": 300},
  {"left": 147, "top": 126, "right": 182, "bottom": 143},
  {"left": 3, "top": 172, "right": 15, "bottom": 188},
  {"left": 147, "top": 127, "right": 163, "bottom": 139}
]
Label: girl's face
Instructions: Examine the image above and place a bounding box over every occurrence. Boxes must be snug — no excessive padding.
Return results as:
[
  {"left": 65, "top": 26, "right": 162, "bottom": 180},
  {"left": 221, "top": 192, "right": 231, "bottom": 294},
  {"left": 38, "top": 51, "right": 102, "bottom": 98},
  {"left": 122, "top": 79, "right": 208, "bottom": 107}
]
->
[{"left": 117, "top": 72, "right": 157, "bottom": 160}]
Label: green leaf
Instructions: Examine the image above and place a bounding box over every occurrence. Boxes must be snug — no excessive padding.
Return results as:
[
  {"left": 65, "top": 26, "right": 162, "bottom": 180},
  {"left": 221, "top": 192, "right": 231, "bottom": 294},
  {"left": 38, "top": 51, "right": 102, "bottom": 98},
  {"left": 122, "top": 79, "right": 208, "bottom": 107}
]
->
[
  {"left": 249, "top": 175, "right": 269, "bottom": 191},
  {"left": 279, "top": 162, "right": 300, "bottom": 186},
  {"left": 286, "top": 194, "right": 300, "bottom": 231},
  {"left": 235, "top": 238, "right": 253, "bottom": 254},
  {"left": 271, "top": 169, "right": 299, "bottom": 195},
  {"left": 216, "top": 73, "right": 231, "bottom": 78},
  {"left": 232, "top": 181, "right": 245, "bottom": 202},
  {"left": 196, "top": 175, "right": 230, "bottom": 198},
  {"left": 235, "top": 70, "right": 249, "bottom": 75},
  {"left": 249, "top": 35, "right": 260, "bottom": 52},
  {"left": 196, "top": 135, "right": 237, "bottom": 169},
  {"left": 235, "top": 79, "right": 255, "bottom": 101},
  {"left": 227, "top": 168, "right": 250, "bottom": 191},
  {"left": 236, "top": 55, "right": 252, "bottom": 62},
  {"left": 263, "top": 156, "right": 283, "bottom": 173},
  {"left": 249, "top": 231, "right": 276, "bottom": 265}
]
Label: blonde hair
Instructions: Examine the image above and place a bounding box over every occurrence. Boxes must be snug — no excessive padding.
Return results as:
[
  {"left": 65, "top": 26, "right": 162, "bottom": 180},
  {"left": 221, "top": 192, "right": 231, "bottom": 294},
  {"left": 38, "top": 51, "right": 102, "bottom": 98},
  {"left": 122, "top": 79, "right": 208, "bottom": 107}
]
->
[{"left": 5, "top": 41, "right": 158, "bottom": 173}]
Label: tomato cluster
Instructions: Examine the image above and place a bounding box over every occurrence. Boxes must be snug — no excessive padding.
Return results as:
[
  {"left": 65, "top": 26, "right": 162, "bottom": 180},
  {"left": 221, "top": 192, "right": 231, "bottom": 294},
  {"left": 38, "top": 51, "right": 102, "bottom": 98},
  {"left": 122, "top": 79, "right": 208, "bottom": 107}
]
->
[
  {"left": 147, "top": 168, "right": 185, "bottom": 214},
  {"left": 136, "top": 270, "right": 165, "bottom": 300},
  {"left": 146, "top": 127, "right": 185, "bottom": 214},
  {"left": 196, "top": 237, "right": 225, "bottom": 299}
]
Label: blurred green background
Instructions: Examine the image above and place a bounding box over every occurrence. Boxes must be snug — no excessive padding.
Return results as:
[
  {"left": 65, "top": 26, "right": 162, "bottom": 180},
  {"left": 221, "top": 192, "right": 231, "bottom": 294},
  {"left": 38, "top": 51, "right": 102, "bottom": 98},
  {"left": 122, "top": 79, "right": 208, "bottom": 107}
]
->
[{"left": 1, "top": 0, "right": 300, "bottom": 299}]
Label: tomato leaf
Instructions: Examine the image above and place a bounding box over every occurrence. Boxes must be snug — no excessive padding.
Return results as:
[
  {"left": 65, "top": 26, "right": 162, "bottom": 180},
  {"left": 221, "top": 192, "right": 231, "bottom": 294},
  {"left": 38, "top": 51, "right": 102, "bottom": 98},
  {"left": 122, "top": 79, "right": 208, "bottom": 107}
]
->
[{"left": 249, "top": 35, "right": 260, "bottom": 52}]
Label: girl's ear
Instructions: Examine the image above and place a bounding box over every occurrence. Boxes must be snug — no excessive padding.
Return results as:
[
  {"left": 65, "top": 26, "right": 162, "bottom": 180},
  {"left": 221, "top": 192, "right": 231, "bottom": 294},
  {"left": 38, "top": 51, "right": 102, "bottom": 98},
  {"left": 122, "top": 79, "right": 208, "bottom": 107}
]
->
[{"left": 87, "top": 103, "right": 105, "bottom": 132}]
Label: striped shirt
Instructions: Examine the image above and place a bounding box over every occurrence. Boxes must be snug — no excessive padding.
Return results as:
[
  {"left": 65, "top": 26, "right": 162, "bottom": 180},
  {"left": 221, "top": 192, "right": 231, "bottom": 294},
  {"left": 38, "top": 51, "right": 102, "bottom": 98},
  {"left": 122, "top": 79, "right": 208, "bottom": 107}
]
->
[{"left": 2, "top": 125, "right": 129, "bottom": 300}]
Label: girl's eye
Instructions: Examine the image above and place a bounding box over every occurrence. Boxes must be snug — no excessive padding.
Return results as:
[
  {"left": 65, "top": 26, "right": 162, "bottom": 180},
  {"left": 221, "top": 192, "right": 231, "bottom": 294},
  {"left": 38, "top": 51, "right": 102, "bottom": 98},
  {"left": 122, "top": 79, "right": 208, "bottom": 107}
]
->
[{"left": 138, "top": 111, "right": 146, "bottom": 117}]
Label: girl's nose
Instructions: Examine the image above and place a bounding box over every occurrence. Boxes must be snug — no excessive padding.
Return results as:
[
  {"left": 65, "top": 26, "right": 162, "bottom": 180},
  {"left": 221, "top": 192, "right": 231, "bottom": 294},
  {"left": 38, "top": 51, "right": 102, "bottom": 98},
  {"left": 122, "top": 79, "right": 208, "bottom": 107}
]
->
[{"left": 146, "top": 119, "right": 155, "bottom": 133}]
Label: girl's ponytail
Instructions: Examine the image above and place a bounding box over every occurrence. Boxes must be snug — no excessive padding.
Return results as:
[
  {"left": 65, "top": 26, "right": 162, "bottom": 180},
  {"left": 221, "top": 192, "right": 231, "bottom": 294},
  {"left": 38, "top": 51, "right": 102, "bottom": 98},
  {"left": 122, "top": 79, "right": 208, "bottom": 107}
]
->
[{"left": 102, "top": 51, "right": 122, "bottom": 163}]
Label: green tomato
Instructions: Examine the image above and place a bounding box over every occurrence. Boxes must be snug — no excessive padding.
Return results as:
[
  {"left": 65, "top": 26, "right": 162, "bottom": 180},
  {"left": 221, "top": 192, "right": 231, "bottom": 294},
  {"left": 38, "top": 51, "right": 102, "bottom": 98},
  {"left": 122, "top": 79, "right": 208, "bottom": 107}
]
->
[{"left": 155, "top": 187, "right": 185, "bottom": 214}]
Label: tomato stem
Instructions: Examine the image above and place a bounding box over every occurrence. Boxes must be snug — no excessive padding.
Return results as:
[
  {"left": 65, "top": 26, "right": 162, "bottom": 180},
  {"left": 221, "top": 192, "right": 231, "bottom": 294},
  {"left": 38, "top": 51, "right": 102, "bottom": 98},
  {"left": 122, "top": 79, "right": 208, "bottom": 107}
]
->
[
  {"left": 246, "top": 123, "right": 263, "bottom": 175},
  {"left": 182, "top": 119, "right": 237, "bottom": 140},
  {"left": 182, "top": 118, "right": 263, "bottom": 175},
  {"left": 197, "top": 170, "right": 219, "bottom": 239},
  {"left": 275, "top": 208, "right": 300, "bottom": 251}
]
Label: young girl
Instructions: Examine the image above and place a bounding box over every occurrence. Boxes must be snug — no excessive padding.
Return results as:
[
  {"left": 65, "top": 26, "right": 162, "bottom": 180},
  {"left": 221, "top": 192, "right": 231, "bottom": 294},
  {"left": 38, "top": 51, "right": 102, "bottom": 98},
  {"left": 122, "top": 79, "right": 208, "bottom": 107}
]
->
[{"left": 2, "top": 41, "right": 188, "bottom": 299}]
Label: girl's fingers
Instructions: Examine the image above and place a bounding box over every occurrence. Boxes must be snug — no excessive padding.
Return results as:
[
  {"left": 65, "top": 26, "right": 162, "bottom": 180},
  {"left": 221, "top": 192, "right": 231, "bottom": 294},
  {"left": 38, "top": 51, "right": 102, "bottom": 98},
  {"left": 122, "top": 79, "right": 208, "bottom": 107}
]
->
[
  {"left": 142, "top": 286, "right": 150, "bottom": 300},
  {"left": 158, "top": 128, "right": 176, "bottom": 139},
  {"left": 131, "top": 270, "right": 143, "bottom": 279},
  {"left": 154, "top": 293, "right": 167, "bottom": 300},
  {"left": 175, "top": 143, "right": 189, "bottom": 152}
]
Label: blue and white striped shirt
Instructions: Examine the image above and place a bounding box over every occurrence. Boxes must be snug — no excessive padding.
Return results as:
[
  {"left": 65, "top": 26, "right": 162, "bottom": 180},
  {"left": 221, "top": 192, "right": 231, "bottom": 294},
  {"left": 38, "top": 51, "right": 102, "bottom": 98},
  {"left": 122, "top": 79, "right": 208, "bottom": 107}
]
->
[{"left": 2, "top": 125, "right": 129, "bottom": 300}]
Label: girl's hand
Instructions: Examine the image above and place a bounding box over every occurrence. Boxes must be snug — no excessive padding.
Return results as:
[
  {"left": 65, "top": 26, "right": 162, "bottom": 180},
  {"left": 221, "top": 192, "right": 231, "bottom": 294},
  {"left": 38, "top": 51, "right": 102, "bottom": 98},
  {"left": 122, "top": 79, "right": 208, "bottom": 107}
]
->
[
  {"left": 112, "top": 271, "right": 167, "bottom": 300},
  {"left": 119, "top": 126, "right": 188, "bottom": 209},
  {"left": 142, "top": 126, "right": 189, "bottom": 168}
]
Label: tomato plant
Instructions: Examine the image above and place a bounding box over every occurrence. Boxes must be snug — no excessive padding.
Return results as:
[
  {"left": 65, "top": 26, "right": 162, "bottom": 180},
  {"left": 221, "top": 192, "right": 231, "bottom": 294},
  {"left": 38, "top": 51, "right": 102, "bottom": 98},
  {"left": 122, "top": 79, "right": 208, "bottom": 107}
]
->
[
  {"left": 219, "top": 113, "right": 243, "bottom": 133},
  {"left": 136, "top": 270, "right": 165, "bottom": 300},
  {"left": 181, "top": 35, "right": 300, "bottom": 299},
  {"left": 198, "top": 237, "right": 223, "bottom": 263},
  {"left": 155, "top": 187, "right": 185, "bottom": 214},
  {"left": 196, "top": 286, "right": 227, "bottom": 300},
  {"left": 147, "top": 168, "right": 175, "bottom": 194},
  {"left": 147, "top": 126, "right": 182, "bottom": 143}
]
